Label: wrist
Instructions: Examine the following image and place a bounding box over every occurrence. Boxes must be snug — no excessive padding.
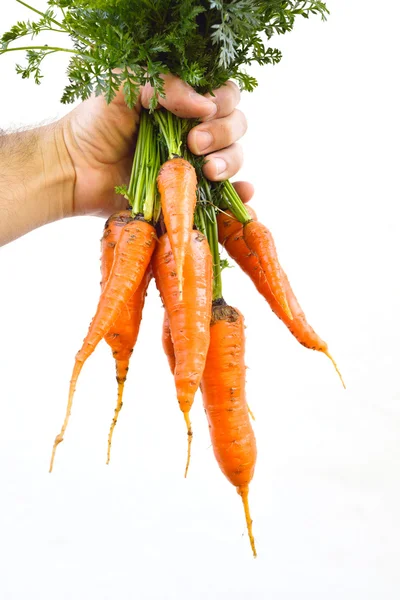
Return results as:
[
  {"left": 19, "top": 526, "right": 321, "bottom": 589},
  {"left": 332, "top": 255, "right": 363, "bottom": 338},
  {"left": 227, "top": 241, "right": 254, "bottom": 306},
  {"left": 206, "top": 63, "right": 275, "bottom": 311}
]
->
[
  {"left": 38, "top": 121, "right": 76, "bottom": 221},
  {"left": 0, "top": 124, "right": 75, "bottom": 245}
]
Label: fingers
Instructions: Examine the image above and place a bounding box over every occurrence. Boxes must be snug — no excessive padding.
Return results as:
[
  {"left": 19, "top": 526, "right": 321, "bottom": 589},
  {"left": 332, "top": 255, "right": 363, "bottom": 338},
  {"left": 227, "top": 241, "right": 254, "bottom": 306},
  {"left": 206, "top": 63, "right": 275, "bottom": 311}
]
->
[
  {"left": 188, "top": 109, "right": 247, "bottom": 156},
  {"left": 202, "top": 143, "right": 244, "bottom": 181},
  {"left": 141, "top": 75, "right": 247, "bottom": 181},
  {"left": 232, "top": 181, "right": 255, "bottom": 204},
  {"left": 140, "top": 75, "right": 242, "bottom": 122},
  {"left": 141, "top": 74, "right": 217, "bottom": 120},
  {"left": 202, "top": 81, "right": 241, "bottom": 120}
]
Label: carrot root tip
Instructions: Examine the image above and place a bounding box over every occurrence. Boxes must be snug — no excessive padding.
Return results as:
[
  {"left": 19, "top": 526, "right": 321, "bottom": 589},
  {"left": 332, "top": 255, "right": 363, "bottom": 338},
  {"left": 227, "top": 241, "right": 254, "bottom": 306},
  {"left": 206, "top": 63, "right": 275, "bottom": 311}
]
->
[
  {"left": 183, "top": 412, "right": 193, "bottom": 479},
  {"left": 325, "top": 351, "right": 346, "bottom": 389},
  {"left": 106, "top": 381, "right": 125, "bottom": 465},
  {"left": 238, "top": 485, "right": 257, "bottom": 558}
]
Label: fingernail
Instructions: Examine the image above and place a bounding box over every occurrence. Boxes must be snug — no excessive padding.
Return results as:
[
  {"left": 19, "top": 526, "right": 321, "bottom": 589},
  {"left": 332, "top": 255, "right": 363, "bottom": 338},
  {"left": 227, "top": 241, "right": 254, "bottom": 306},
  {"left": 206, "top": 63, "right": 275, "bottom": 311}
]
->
[
  {"left": 194, "top": 130, "right": 213, "bottom": 153},
  {"left": 213, "top": 157, "right": 227, "bottom": 175}
]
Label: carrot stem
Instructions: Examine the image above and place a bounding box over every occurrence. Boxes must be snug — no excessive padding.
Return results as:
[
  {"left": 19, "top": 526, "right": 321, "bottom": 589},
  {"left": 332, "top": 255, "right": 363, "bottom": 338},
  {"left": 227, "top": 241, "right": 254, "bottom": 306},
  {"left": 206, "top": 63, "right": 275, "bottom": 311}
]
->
[
  {"left": 195, "top": 178, "right": 223, "bottom": 300},
  {"left": 127, "top": 110, "right": 160, "bottom": 220},
  {"left": 221, "top": 181, "right": 252, "bottom": 224},
  {"left": 153, "top": 109, "right": 182, "bottom": 158}
]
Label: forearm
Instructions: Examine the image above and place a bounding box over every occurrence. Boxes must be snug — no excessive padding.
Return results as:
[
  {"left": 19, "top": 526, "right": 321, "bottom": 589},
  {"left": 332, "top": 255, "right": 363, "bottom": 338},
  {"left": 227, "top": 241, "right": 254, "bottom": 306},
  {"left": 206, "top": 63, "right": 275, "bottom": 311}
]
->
[{"left": 0, "top": 123, "right": 75, "bottom": 246}]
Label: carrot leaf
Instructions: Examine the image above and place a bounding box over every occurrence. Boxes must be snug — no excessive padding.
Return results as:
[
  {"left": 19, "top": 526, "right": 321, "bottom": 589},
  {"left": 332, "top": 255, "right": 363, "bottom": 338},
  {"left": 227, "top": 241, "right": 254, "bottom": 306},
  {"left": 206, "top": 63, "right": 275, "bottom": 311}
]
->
[{"left": 1, "top": 0, "right": 329, "bottom": 105}]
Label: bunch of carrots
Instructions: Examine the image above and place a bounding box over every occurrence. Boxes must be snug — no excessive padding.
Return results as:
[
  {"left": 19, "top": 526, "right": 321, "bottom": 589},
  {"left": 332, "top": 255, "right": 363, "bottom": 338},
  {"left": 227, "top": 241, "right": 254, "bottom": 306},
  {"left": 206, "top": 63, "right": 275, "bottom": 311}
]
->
[
  {"left": 1, "top": 0, "right": 335, "bottom": 557},
  {"left": 48, "top": 109, "right": 343, "bottom": 557}
]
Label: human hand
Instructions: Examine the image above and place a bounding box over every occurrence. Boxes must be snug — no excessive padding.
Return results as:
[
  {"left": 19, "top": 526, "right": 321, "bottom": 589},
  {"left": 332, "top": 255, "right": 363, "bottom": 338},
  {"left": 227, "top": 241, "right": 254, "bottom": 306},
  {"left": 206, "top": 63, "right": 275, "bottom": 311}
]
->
[{"left": 61, "top": 74, "right": 254, "bottom": 218}]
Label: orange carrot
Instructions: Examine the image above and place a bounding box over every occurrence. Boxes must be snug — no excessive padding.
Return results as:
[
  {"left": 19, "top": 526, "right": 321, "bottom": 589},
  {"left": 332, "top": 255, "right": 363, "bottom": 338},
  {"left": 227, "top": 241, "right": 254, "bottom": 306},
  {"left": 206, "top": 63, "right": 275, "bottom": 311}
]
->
[
  {"left": 49, "top": 215, "right": 156, "bottom": 472},
  {"left": 157, "top": 158, "right": 197, "bottom": 294},
  {"left": 162, "top": 310, "right": 175, "bottom": 375},
  {"left": 201, "top": 300, "right": 257, "bottom": 557},
  {"left": 217, "top": 206, "right": 257, "bottom": 245},
  {"left": 218, "top": 208, "right": 344, "bottom": 386},
  {"left": 243, "top": 219, "right": 292, "bottom": 320},
  {"left": 152, "top": 230, "right": 212, "bottom": 477},
  {"left": 101, "top": 214, "right": 152, "bottom": 462}
]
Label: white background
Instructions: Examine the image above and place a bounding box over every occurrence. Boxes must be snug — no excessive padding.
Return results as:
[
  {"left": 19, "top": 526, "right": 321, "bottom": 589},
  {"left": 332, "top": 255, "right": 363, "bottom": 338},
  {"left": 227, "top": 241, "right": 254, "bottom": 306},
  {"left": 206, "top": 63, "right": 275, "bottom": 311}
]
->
[{"left": 1, "top": 1, "right": 400, "bottom": 598}]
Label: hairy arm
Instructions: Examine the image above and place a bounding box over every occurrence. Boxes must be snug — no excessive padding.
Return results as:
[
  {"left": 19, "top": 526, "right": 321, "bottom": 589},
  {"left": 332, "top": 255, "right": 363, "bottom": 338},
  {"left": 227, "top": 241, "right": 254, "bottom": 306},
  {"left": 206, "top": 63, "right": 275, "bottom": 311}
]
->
[{"left": 0, "top": 125, "right": 75, "bottom": 246}]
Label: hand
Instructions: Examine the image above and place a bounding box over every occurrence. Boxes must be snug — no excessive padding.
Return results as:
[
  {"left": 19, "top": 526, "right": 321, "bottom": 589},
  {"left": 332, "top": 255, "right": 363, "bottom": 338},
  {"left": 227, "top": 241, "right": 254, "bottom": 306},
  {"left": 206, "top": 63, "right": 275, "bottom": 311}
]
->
[{"left": 61, "top": 74, "right": 254, "bottom": 218}]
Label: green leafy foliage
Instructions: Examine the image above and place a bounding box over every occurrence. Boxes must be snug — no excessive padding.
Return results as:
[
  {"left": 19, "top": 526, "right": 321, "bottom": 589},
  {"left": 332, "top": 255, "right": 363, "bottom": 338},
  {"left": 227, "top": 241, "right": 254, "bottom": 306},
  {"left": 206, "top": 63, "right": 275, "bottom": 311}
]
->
[{"left": 1, "top": 0, "right": 329, "bottom": 105}]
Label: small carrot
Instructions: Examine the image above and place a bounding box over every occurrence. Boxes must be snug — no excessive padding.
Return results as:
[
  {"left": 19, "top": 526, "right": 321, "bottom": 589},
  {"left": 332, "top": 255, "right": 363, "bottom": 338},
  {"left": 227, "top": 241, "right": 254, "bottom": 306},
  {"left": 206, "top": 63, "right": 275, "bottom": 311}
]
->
[
  {"left": 157, "top": 158, "right": 197, "bottom": 294},
  {"left": 218, "top": 208, "right": 344, "bottom": 386},
  {"left": 201, "top": 300, "right": 257, "bottom": 557},
  {"left": 49, "top": 215, "right": 156, "bottom": 472},
  {"left": 101, "top": 214, "right": 152, "bottom": 462},
  {"left": 161, "top": 310, "right": 175, "bottom": 375},
  {"left": 152, "top": 230, "right": 212, "bottom": 477}
]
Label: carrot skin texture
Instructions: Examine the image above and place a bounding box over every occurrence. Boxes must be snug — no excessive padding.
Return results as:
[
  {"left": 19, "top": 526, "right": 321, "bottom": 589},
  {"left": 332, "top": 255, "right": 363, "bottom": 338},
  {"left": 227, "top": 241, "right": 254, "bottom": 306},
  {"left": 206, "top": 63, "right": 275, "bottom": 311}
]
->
[
  {"left": 101, "top": 214, "right": 152, "bottom": 381},
  {"left": 217, "top": 206, "right": 257, "bottom": 245},
  {"left": 157, "top": 158, "right": 197, "bottom": 293},
  {"left": 105, "top": 268, "right": 151, "bottom": 464},
  {"left": 101, "top": 215, "right": 153, "bottom": 462},
  {"left": 153, "top": 231, "right": 212, "bottom": 413},
  {"left": 162, "top": 310, "right": 176, "bottom": 375},
  {"left": 153, "top": 231, "right": 213, "bottom": 476},
  {"left": 201, "top": 302, "right": 257, "bottom": 556},
  {"left": 218, "top": 209, "right": 344, "bottom": 385},
  {"left": 243, "top": 219, "right": 292, "bottom": 320},
  {"left": 49, "top": 216, "right": 156, "bottom": 472}
]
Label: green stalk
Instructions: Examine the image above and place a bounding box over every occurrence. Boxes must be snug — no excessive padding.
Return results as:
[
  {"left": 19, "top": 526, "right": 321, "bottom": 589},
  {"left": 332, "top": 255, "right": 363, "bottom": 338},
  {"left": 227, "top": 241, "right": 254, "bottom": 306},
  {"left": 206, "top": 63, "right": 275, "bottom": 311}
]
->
[
  {"left": 125, "top": 110, "right": 160, "bottom": 220},
  {"left": 200, "top": 179, "right": 223, "bottom": 301},
  {"left": 152, "top": 109, "right": 184, "bottom": 158},
  {"left": 221, "top": 180, "right": 252, "bottom": 223},
  {"left": 0, "top": 46, "right": 80, "bottom": 55},
  {"left": 14, "top": 0, "right": 90, "bottom": 47},
  {"left": 16, "top": 0, "right": 66, "bottom": 28}
]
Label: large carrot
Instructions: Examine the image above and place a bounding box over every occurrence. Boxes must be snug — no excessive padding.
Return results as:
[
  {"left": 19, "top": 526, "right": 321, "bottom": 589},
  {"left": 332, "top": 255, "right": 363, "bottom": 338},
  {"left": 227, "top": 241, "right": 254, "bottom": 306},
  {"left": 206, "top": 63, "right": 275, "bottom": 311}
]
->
[
  {"left": 152, "top": 230, "right": 212, "bottom": 477},
  {"left": 49, "top": 216, "right": 156, "bottom": 472},
  {"left": 201, "top": 300, "right": 257, "bottom": 557},
  {"left": 217, "top": 208, "right": 344, "bottom": 386},
  {"left": 157, "top": 158, "right": 197, "bottom": 294},
  {"left": 101, "top": 213, "right": 152, "bottom": 463},
  {"left": 161, "top": 310, "right": 175, "bottom": 375}
]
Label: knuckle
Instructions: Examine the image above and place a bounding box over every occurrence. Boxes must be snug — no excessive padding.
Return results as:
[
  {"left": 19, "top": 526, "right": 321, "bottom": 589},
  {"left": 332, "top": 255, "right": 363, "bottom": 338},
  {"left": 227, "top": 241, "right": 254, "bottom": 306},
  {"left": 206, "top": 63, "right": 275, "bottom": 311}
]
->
[
  {"left": 227, "top": 80, "right": 241, "bottom": 98},
  {"left": 220, "top": 118, "right": 233, "bottom": 143},
  {"left": 235, "top": 109, "right": 248, "bottom": 134},
  {"left": 232, "top": 142, "right": 244, "bottom": 162}
]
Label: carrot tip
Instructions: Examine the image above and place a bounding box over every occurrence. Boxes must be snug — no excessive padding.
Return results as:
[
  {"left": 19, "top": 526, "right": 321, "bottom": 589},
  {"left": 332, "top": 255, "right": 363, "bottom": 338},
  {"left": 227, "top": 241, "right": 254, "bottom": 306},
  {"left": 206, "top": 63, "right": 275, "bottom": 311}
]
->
[
  {"left": 238, "top": 485, "right": 257, "bottom": 557},
  {"left": 183, "top": 412, "right": 193, "bottom": 479},
  {"left": 325, "top": 351, "right": 346, "bottom": 389},
  {"left": 106, "top": 380, "right": 125, "bottom": 465},
  {"left": 49, "top": 437, "right": 63, "bottom": 473}
]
